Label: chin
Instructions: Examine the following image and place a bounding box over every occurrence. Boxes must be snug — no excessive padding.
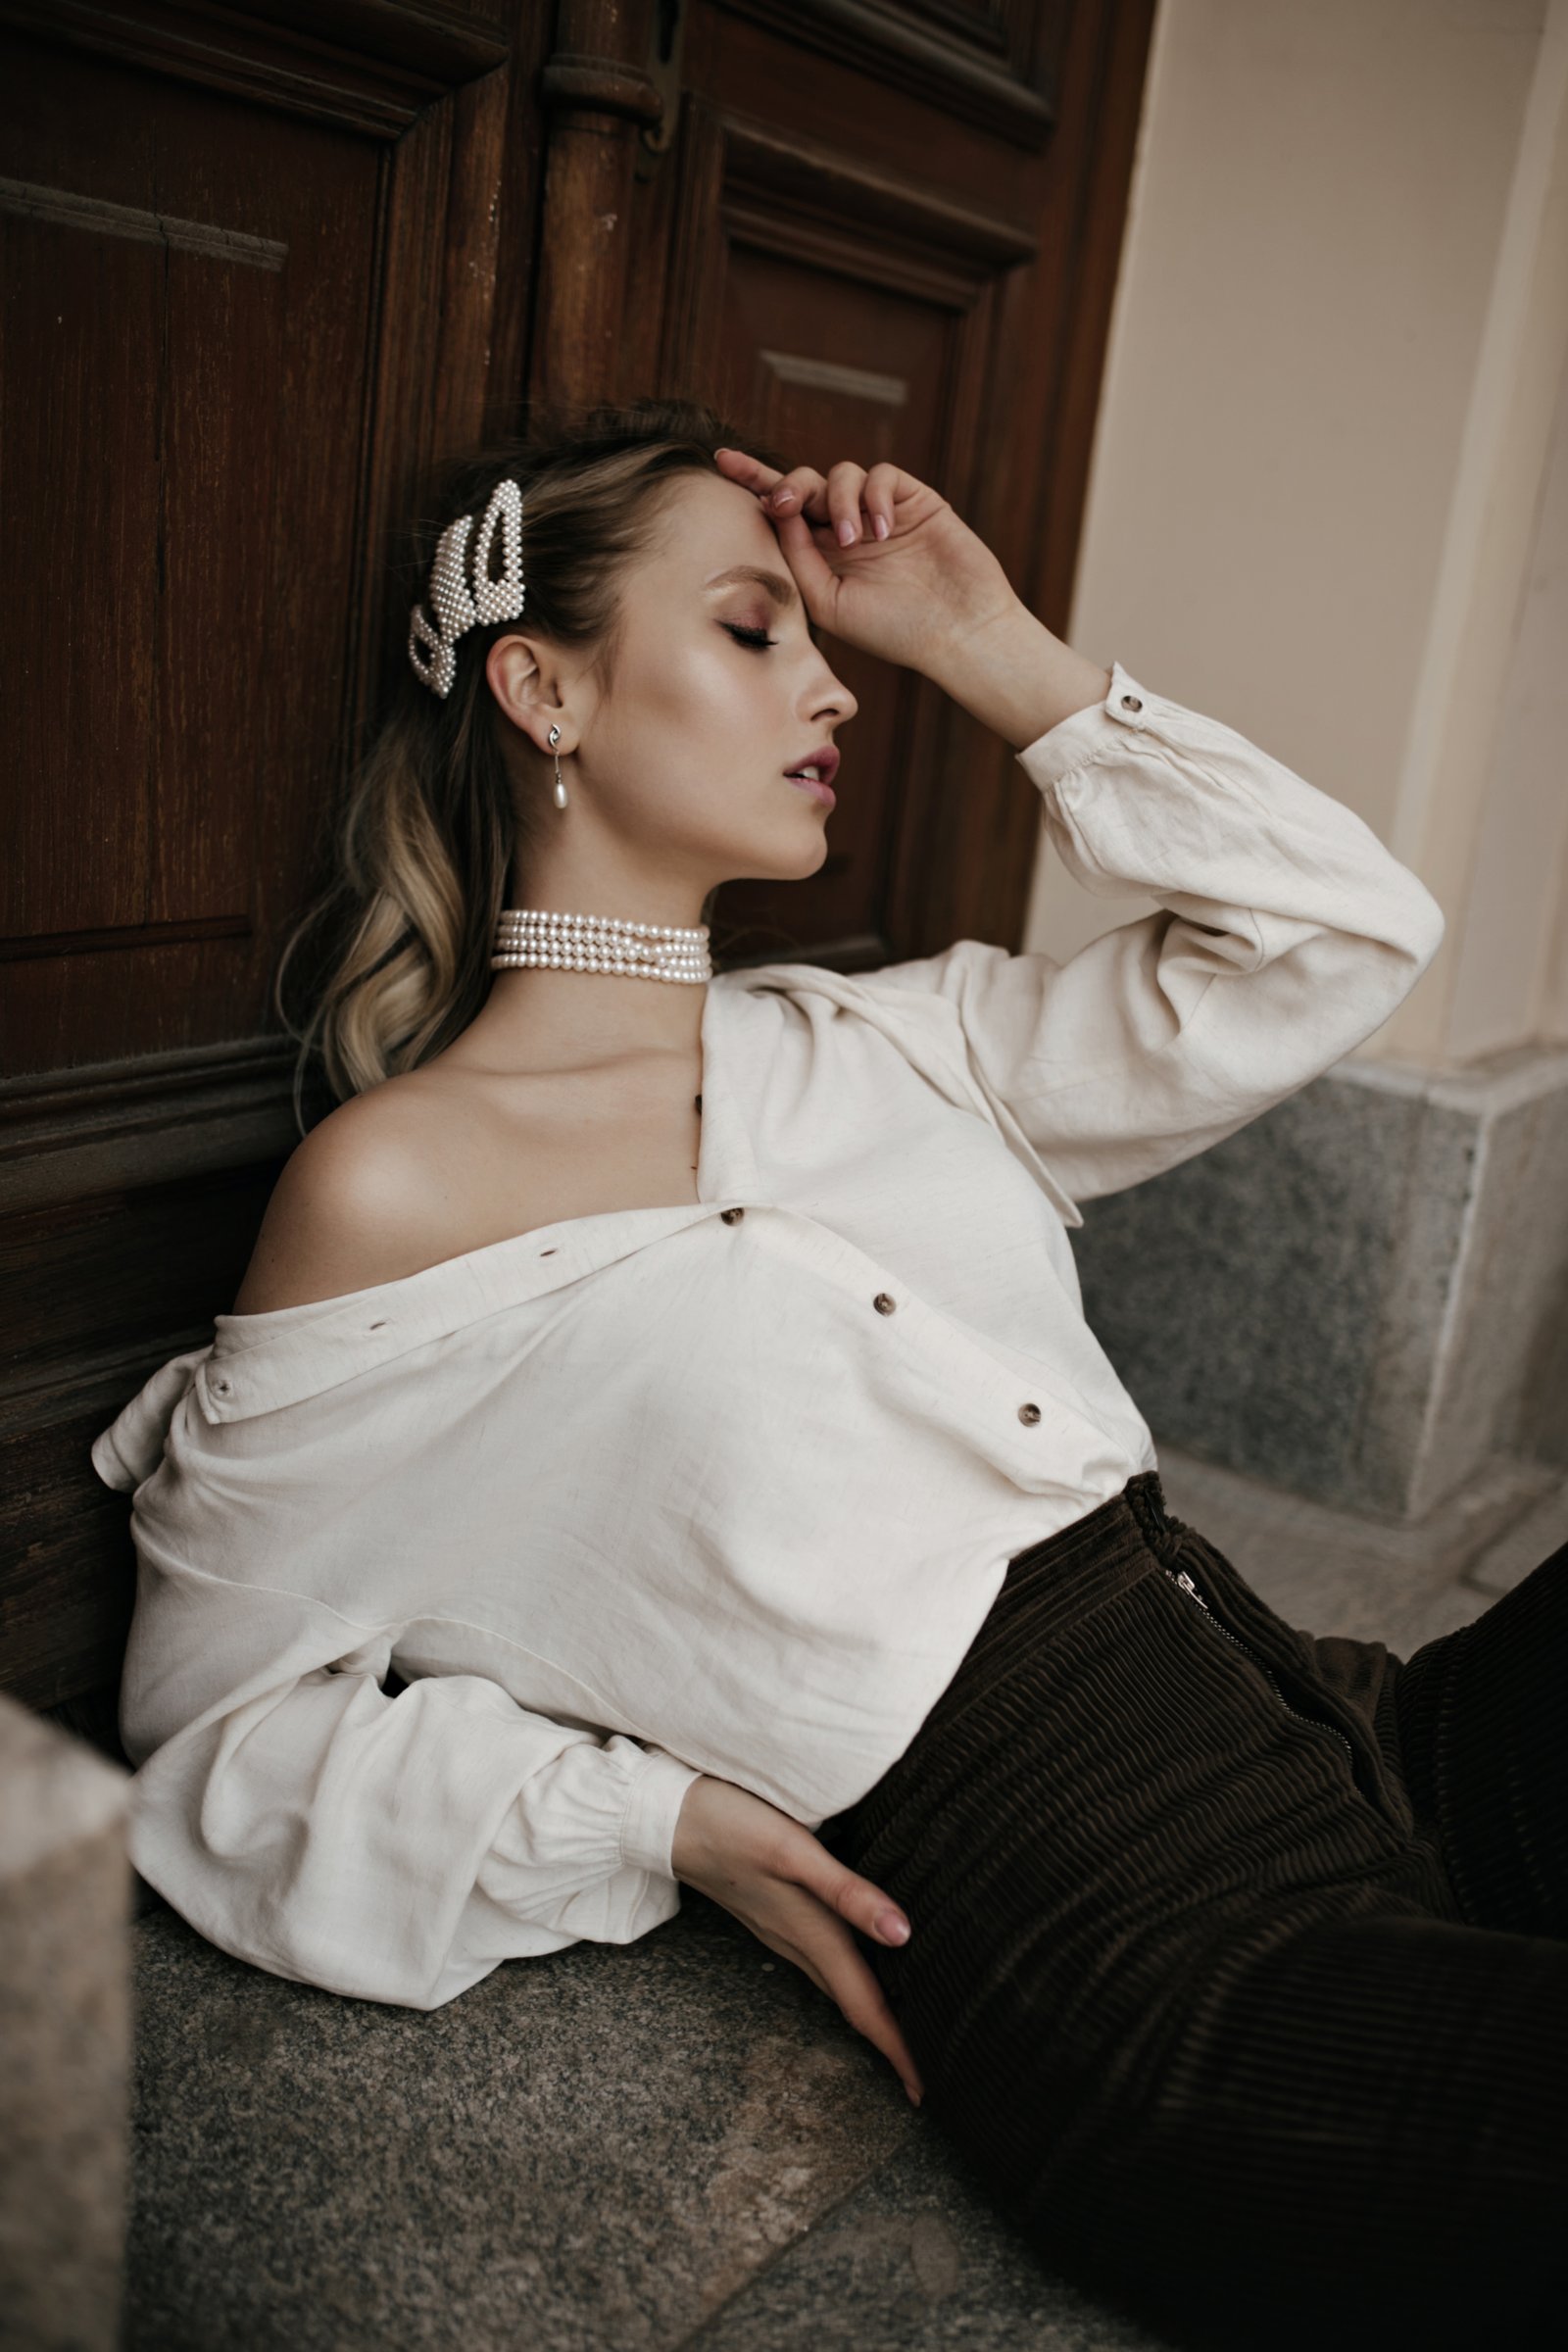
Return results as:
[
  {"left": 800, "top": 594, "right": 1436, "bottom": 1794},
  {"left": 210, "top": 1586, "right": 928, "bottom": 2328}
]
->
[
  {"left": 787, "top": 824, "right": 833, "bottom": 878},
  {"left": 719, "top": 815, "right": 833, "bottom": 887}
]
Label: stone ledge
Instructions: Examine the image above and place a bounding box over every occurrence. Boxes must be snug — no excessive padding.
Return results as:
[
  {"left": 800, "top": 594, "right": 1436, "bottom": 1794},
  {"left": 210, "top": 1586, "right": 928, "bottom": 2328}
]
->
[
  {"left": 0, "top": 1692, "right": 132, "bottom": 2352},
  {"left": 1071, "top": 1044, "right": 1568, "bottom": 1519}
]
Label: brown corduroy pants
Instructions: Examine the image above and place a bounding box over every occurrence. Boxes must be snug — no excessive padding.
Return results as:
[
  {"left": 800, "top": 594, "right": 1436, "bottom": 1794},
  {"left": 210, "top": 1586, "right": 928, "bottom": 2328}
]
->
[{"left": 818, "top": 1469, "right": 1567, "bottom": 2352}]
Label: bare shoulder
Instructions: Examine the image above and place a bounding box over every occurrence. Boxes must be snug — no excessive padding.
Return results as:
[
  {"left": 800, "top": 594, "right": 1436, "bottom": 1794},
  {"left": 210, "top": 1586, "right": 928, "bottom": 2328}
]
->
[{"left": 230, "top": 1072, "right": 479, "bottom": 1315}]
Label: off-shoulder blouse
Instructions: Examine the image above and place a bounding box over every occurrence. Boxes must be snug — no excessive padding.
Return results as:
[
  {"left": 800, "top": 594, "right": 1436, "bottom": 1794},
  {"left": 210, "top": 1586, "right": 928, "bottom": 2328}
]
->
[{"left": 92, "top": 659, "right": 1445, "bottom": 2010}]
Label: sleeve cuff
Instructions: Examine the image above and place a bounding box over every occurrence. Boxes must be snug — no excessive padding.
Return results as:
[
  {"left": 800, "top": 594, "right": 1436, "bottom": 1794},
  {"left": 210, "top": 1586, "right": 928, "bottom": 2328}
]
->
[
  {"left": 617, "top": 1745, "right": 705, "bottom": 1880},
  {"left": 1013, "top": 658, "right": 1161, "bottom": 793}
]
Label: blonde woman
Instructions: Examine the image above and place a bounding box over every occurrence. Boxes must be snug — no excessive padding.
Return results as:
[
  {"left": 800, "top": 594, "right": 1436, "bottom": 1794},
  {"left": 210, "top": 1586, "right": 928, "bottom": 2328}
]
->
[{"left": 95, "top": 399, "right": 1565, "bottom": 2352}]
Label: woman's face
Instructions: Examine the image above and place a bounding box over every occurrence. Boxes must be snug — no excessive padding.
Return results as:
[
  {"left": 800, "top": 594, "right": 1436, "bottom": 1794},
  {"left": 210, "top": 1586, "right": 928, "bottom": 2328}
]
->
[{"left": 529, "top": 469, "right": 859, "bottom": 890}]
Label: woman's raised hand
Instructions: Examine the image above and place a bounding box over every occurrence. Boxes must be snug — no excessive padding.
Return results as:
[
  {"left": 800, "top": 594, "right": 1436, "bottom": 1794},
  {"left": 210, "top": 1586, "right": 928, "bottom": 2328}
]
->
[
  {"left": 671, "top": 1771, "right": 925, "bottom": 2108},
  {"left": 712, "top": 447, "right": 1021, "bottom": 678}
]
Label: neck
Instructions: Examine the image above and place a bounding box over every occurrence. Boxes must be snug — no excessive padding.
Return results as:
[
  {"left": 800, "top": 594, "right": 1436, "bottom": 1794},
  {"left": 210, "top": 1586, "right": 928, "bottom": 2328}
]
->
[
  {"left": 516, "top": 823, "right": 711, "bottom": 943},
  {"left": 453, "top": 817, "right": 718, "bottom": 1068},
  {"left": 467, "top": 961, "right": 709, "bottom": 1075}
]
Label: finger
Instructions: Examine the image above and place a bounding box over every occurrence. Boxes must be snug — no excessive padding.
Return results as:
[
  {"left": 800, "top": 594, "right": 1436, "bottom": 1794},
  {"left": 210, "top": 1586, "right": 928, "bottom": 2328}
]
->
[
  {"left": 846, "top": 1976, "right": 921, "bottom": 2107},
  {"left": 712, "top": 446, "right": 786, "bottom": 497},
  {"left": 743, "top": 1887, "right": 926, "bottom": 2106},
  {"left": 817, "top": 1933, "right": 926, "bottom": 2105},
  {"left": 863, "top": 460, "right": 903, "bottom": 541},
  {"left": 764, "top": 466, "right": 827, "bottom": 524},
  {"left": 823, "top": 460, "right": 870, "bottom": 548},
  {"left": 767, "top": 504, "right": 845, "bottom": 614},
  {"left": 790, "top": 1834, "right": 912, "bottom": 1950},
  {"left": 712, "top": 448, "right": 826, "bottom": 527}
]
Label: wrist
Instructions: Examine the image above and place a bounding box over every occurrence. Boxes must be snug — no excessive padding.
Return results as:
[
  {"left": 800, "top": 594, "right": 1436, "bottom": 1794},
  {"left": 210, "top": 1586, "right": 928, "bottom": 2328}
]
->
[
  {"left": 927, "top": 602, "right": 1111, "bottom": 752},
  {"left": 623, "top": 1749, "right": 707, "bottom": 1881}
]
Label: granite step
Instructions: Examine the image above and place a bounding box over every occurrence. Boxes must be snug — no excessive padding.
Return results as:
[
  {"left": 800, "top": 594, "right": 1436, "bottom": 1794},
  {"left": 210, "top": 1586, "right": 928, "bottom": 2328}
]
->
[
  {"left": 126, "top": 1891, "right": 1169, "bottom": 2352},
  {"left": 120, "top": 1444, "right": 1567, "bottom": 2350}
]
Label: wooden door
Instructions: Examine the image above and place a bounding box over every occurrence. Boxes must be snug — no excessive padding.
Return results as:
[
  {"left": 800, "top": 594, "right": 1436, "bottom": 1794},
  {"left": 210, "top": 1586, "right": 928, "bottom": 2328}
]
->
[
  {"left": 1, "top": 0, "right": 1153, "bottom": 1740},
  {"left": 633, "top": 0, "right": 1155, "bottom": 967}
]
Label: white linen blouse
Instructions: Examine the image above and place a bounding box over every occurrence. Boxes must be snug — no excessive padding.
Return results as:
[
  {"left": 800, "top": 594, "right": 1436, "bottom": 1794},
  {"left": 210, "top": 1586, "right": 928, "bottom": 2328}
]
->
[{"left": 93, "top": 659, "right": 1445, "bottom": 2012}]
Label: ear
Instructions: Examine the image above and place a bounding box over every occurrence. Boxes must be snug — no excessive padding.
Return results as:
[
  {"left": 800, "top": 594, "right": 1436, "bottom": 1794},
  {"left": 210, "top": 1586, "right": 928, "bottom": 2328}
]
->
[{"left": 485, "top": 632, "right": 570, "bottom": 755}]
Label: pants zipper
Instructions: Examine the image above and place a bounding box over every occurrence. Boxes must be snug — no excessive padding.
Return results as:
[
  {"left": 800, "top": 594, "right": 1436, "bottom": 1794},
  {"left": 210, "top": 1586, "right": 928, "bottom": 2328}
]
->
[{"left": 1161, "top": 1563, "right": 1357, "bottom": 1771}]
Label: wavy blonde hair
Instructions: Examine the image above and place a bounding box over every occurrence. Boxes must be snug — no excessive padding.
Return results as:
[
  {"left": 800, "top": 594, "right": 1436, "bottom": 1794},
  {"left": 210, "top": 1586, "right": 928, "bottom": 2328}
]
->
[{"left": 276, "top": 395, "right": 789, "bottom": 1124}]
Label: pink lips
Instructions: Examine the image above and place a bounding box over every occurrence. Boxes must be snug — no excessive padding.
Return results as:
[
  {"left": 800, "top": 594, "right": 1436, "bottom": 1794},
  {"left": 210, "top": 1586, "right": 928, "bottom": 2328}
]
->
[{"left": 783, "top": 742, "right": 839, "bottom": 808}]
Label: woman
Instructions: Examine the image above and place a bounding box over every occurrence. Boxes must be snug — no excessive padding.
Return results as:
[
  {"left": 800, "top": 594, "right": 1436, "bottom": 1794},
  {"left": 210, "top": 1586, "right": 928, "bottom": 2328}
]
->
[{"left": 94, "top": 397, "right": 1563, "bottom": 2349}]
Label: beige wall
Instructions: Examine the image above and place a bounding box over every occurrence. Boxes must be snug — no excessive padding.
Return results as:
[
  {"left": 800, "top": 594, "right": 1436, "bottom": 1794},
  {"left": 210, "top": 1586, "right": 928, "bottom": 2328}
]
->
[{"left": 1025, "top": 0, "right": 1568, "bottom": 1071}]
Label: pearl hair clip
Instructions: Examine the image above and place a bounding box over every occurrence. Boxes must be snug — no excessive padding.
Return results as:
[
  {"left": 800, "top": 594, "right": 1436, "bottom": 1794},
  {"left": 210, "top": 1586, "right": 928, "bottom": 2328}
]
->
[{"left": 408, "top": 477, "right": 526, "bottom": 699}]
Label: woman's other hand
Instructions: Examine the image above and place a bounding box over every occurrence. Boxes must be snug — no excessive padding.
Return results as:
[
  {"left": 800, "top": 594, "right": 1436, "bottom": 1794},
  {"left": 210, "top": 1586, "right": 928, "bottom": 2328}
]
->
[
  {"left": 671, "top": 1771, "right": 925, "bottom": 2107},
  {"left": 712, "top": 445, "right": 1019, "bottom": 682}
]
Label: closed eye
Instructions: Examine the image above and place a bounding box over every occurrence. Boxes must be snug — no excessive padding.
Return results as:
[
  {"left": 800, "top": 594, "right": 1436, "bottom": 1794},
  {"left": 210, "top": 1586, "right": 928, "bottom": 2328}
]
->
[{"left": 723, "top": 619, "right": 826, "bottom": 651}]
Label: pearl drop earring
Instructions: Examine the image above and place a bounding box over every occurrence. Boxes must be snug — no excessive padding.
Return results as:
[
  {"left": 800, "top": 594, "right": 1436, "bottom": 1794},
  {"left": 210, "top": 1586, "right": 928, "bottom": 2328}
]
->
[{"left": 550, "top": 725, "right": 567, "bottom": 809}]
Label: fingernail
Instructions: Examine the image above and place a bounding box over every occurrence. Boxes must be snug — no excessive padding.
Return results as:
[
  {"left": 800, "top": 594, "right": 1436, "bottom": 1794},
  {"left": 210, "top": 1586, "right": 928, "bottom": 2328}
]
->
[
  {"left": 770, "top": 488, "right": 796, "bottom": 508},
  {"left": 837, "top": 517, "right": 856, "bottom": 546},
  {"left": 874, "top": 514, "right": 889, "bottom": 540},
  {"left": 906, "top": 2082, "right": 923, "bottom": 2107},
  {"left": 877, "top": 1909, "right": 910, "bottom": 1942}
]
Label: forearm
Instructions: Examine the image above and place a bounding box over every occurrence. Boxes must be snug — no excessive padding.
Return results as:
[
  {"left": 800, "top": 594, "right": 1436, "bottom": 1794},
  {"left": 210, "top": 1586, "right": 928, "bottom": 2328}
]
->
[{"left": 925, "top": 600, "right": 1111, "bottom": 752}]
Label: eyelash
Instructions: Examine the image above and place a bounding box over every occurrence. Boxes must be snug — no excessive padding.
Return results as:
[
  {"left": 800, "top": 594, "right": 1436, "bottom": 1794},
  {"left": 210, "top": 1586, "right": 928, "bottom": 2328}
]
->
[{"left": 723, "top": 620, "right": 826, "bottom": 654}]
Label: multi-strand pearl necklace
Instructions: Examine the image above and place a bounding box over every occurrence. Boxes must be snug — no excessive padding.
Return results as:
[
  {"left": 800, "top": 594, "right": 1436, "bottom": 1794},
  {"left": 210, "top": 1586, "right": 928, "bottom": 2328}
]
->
[{"left": 491, "top": 906, "right": 712, "bottom": 983}]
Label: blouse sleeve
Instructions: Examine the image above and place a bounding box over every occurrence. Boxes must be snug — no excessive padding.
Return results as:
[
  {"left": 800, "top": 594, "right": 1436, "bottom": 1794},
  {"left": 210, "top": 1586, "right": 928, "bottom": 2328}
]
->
[
  {"left": 100, "top": 1392, "right": 703, "bottom": 2012},
  {"left": 860, "top": 659, "right": 1446, "bottom": 1204}
]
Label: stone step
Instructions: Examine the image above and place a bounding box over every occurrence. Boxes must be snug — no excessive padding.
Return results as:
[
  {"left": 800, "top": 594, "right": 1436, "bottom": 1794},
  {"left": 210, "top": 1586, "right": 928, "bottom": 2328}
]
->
[
  {"left": 0, "top": 1690, "right": 132, "bottom": 2352},
  {"left": 126, "top": 1891, "right": 1168, "bottom": 2351},
  {"left": 110, "top": 1447, "right": 1568, "bottom": 2348}
]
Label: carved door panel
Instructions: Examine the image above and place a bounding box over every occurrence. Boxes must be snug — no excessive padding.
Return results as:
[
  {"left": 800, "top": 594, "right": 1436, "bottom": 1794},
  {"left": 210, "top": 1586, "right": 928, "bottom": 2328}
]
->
[
  {"left": 0, "top": 0, "right": 546, "bottom": 1716},
  {"left": 614, "top": 0, "right": 1156, "bottom": 968}
]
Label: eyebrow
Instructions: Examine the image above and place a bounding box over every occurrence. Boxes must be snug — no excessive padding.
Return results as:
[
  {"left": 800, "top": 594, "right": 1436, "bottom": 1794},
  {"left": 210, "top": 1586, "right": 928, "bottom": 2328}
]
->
[{"left": 702, "top": 564, "right": 803, "bottom": 612}]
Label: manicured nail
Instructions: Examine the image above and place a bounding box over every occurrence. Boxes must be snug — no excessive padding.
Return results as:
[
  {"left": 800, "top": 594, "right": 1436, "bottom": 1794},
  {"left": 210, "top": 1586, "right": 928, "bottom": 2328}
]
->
[
  {"left": 877, "top": 1909, "right": 910, "bottom": 1942},
  {"left": 874, "top": 514, "right": 889, "bottom": 539},
  {"left": 837, "top": 517, "right": 857, "bottom": 546},
  {"left": 770, "top": 487, "right": 796, "bottom": 508}
]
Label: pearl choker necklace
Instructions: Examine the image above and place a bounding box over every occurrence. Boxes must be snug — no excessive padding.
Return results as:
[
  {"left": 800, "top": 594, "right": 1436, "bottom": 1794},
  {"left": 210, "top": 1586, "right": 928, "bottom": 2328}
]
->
[{"left": 492, "top": 907, "right": 712, "bottom": 983}]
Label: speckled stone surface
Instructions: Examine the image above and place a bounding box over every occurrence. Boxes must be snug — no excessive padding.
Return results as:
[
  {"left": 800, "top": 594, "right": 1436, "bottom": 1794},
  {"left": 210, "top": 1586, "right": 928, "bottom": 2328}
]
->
[
  {"left": 127, "top": 1890, "right": 916, "bottom": 2352},
  {"left": 1464, "top": 1475, "right": 1568, "bottom": 1595},
  {"left": 1152, "top": 1442, "right": 1563, "bottom": 1648},
  {"left": 680, "top": 2128, "right": 1173, "bottom": 2351},
  {"left": 127, "top": 1901, "right": 1182, "bottom": 2352},
  {"left": 1412, "top": 1063, "right": 1568, "bottom": 1510},
  {"left": 0, "top": 1693, "right": 131, "bottom": 2352},
  {"left": 1071, "top": 1069, "right": 1457, "bottom": 1514},
  {"left": 1070, "top": 1050, "right": 1568, "bottom": 1519}
]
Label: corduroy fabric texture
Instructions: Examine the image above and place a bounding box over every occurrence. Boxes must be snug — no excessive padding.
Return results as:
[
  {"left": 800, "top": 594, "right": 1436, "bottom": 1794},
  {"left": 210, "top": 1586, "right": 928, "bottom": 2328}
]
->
[{"left": 818, "top": 1469, "right": 1567, "bottom": 2352}]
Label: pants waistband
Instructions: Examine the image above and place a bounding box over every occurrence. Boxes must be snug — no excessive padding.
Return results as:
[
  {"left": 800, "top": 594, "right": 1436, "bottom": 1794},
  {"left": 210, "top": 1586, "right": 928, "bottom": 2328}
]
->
[{"left": 1004, "top": 1467, "right": 1185, "bottom": 1582}]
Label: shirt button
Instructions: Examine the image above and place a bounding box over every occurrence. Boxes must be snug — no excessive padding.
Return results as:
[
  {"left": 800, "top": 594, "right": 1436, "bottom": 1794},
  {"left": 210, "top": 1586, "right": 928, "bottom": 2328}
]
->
[
  {"left": 720, "top": 1206, "right": 745, "bottom": 1223},
  {"left": 1017, "top": 1401, "right": 1041, "bottom": 1424},
  {"left": 1120, "top": 693, "right": 1143, "bottom": 712},
  {"left": 873, "top": 1292, "right": 897, "bottom": 1314}
]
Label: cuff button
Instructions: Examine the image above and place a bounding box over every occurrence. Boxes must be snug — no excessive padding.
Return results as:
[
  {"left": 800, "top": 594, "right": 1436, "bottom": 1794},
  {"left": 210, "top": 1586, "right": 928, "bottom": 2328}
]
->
[
  {"left": 1017, "top": 1401, "right": 1041, "bottom": 1424},
  {"left": 1120, "top": 693, "right": 1143, "bottom": 712}
]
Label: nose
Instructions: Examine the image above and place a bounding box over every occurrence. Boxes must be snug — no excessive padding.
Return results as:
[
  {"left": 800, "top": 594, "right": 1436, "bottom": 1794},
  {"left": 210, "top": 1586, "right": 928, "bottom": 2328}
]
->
[{"left": 808, "top": 655, "right": 858, "bottom": 729}]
